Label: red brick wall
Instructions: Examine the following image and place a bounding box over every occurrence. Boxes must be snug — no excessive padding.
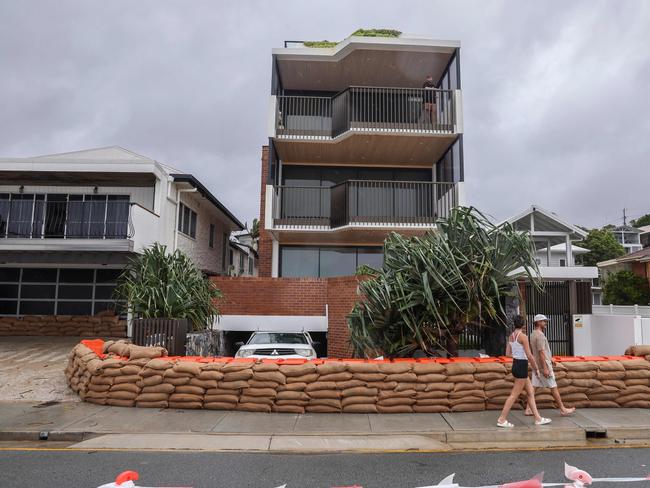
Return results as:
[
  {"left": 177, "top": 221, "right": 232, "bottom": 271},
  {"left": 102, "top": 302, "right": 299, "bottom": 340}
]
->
[
  {"left": 258, "top": 146, "right": 273, "bottom": 277},
  {"left": 211, "top": 275, "right": 365, "bottom": 357}
]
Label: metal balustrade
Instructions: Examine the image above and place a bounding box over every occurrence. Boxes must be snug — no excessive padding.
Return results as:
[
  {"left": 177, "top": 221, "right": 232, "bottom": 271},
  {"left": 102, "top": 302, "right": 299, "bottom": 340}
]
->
[
  {"left": 276, "top": 86, "right": 456, "bottom": 139},
  {"left": 273, "top": 181, "right": 457, "bottom": 229},
  {"left": 0, "top": 200, "right": 134, "bottom": 239}
]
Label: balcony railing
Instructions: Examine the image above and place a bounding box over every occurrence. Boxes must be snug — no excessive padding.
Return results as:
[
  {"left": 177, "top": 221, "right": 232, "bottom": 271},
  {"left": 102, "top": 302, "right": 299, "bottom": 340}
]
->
[
  {"left": 272, "top": 181, "right": 457, "bottom": 229},
  {"left": 0, "top": 200, "right": 134, "bottom": 239},
  {"left": 275, "top": 86, "right": 457, "bottom": 139}
]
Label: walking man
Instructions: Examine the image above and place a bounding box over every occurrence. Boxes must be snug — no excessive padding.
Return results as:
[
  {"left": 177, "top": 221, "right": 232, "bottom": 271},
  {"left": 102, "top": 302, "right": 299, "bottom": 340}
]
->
[{"left": 526, "top": 314, "right": 576, "bottom": 416}]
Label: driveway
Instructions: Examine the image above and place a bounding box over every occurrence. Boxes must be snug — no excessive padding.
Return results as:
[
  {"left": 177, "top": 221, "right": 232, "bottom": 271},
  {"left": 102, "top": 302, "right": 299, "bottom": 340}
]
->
[{"left": 0, "top": 337, "right": 79, "bottom": 402}]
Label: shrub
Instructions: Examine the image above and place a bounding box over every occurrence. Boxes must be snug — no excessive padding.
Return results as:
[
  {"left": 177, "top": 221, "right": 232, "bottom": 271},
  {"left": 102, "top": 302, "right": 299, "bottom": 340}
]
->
[{"left": 603, "top": 270, "right": 650, "bottom": 305}]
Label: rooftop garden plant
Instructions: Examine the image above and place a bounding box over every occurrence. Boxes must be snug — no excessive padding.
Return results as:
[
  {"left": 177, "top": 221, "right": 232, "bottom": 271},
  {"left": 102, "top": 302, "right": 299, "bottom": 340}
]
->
[{"left": 303, "top": 28, "right": 402, "bottom": 48}]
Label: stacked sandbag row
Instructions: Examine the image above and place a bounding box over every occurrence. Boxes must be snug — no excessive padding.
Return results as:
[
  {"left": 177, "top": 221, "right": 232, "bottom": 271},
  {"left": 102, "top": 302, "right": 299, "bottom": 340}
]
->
[
  {"left": 0, "top": 315, "right": 126, "bottom": 336},
  {"left": 66, "top": 340, "right": 650, "bottom": 413}
]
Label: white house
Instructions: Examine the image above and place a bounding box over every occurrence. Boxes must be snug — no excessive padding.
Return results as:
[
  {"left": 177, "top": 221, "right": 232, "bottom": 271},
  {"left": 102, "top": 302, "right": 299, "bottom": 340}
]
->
[
  {"left": 0, "top": 146, "right": 243, "bottom": 334},
  {"left": 228, "top": 231, "right": 258, "bottom": 277},
  {"left": 612, "top": 225, "right": 643, "bottom": 254},
  {"left": 535, "top": 243, "right": 589, "bottom": 267}
]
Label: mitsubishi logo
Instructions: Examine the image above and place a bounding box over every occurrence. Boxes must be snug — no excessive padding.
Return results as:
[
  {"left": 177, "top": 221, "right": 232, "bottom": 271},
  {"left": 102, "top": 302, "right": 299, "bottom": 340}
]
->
[{"left": 271, "top": 349, "right": 279, "bottom": 355}]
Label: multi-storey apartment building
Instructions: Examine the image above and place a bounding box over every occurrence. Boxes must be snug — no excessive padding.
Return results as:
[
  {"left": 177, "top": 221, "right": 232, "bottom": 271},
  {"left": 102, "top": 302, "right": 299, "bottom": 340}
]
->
[
  {"left": 258, "top": 34, "right": 464, "bottom": 278},
  {"left": 0, "top": 146, "right": 243, "bottom": 336}
]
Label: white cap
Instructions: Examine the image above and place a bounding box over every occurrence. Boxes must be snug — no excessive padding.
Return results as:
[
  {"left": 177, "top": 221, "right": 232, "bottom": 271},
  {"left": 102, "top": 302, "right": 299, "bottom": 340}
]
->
[{"left": 533, "top": 314, "right": 549, "bottom": 323}]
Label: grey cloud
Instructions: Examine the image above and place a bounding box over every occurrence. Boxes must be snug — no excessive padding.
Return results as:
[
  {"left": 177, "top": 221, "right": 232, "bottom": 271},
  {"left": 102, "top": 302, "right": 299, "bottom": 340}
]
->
[{"left": 1, "top": 0, "right": 648, "bottom": 228}]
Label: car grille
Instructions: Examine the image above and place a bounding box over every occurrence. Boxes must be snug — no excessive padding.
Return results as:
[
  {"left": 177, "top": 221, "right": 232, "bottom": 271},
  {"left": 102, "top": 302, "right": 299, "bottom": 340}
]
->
[{"left": 253, "top": 348, "right": 297, "bottom": 356}]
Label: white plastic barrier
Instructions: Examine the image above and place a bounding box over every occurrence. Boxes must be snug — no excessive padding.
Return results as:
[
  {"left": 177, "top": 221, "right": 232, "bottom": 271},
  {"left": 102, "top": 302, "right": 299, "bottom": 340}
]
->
[{"left": 573, "top": 314, "right": 643, "bottom": 356}]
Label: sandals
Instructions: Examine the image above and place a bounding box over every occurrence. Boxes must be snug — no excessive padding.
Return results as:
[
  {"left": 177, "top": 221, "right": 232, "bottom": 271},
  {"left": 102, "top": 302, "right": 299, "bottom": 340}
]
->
[
  {"left": 535, "top": 417, "right": 552, "bottom": 426},
  {"left": 497, "top": 420, "right": 514, "bottom": 428}
]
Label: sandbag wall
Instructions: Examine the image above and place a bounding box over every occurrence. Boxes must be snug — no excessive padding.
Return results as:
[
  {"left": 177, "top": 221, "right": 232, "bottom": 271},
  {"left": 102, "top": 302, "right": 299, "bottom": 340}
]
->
[{"left": 66, "top": 340, "right": 650, "bottom": 413}]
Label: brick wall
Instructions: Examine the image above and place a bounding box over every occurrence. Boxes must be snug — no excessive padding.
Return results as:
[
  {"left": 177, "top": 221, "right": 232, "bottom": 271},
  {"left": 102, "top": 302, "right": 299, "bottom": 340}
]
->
[
  {"left": 258, "top": 146, "right": 273, "bottom": 277},
  {"left": 0, "top": 315, "right": 127, "bottom": 337},
  {"left": 211, "top": 275, "right": 364, "bottom": 357}
]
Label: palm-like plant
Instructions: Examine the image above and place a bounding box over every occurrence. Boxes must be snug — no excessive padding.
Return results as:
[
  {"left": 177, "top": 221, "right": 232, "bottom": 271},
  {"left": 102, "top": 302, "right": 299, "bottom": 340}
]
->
[
  {"left": 115, "top": 243, "right": 222, "bottom": 330},
  {"left": 349, "top": 206, "right": 539, "bottom": 358}
]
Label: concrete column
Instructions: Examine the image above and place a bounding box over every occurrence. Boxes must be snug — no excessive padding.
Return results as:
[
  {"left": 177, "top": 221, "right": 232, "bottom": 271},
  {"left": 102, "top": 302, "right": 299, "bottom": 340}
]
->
[
  {"left": 547, "top": 240, "right": 552, "bottom": 266},
  {"left": 565, "top": 234, "right": 573, "bottom": 266}
]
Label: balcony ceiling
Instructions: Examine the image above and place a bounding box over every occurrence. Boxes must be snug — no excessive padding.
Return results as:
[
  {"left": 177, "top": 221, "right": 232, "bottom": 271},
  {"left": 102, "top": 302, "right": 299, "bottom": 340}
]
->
[
  {"left": 278, "top": 49, "right": 454, "bottom": 92},
  {"left": 272, "top": 226, "right": 431, "bottom": 245},
  {"left": 274, "top": 133, "right": 457, "bottom": 167},
  {"left": 0, "top": 171, "right": 156, "bottom": 187}
]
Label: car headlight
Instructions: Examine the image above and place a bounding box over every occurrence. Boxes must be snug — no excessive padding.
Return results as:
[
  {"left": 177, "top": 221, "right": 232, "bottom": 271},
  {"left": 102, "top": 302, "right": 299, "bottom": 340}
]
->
[
  {"left": 295, "top": 348, "right": 314, "bottom": 358},
  {"left": 235, "top": 349, "right": 254, "bottom": 358}
]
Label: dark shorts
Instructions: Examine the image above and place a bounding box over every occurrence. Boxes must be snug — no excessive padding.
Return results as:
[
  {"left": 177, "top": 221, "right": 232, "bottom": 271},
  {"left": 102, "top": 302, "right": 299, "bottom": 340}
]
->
[{"left": 512, "top": 359, "right": 529, "bottom": 379}]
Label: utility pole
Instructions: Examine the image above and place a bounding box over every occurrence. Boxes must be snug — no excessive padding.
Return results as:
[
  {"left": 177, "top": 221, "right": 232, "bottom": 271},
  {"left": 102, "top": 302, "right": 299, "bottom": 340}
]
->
[{"left": 623, "top": 208, "right": 627, "bottom": 226}]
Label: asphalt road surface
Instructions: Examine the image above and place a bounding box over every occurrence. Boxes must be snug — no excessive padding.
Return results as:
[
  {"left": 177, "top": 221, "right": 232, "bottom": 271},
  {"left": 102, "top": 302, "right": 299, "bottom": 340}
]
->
[{"left": 1, "top": 447, "right": 649, "bottom": 488}]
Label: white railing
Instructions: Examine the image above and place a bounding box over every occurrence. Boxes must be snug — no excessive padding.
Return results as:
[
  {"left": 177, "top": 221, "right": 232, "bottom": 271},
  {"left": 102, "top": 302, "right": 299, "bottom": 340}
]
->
[{"left": 593, "top": 304, "right": 650, "bottom": 317}]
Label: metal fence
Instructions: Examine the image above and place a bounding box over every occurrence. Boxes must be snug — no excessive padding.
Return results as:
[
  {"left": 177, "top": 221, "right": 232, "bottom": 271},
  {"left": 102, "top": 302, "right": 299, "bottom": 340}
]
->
[
  {"left": 276, "top": 86, "right": 456, "bottom": 139},
  {"left": 593, "top": 304, "right": 650, "bottom": 317},
  {"left": 132, "top": 318, "right": 189, "bottom": 356},
  {"left": 273, "top": 181, "right": 457, "bottom": 228}
]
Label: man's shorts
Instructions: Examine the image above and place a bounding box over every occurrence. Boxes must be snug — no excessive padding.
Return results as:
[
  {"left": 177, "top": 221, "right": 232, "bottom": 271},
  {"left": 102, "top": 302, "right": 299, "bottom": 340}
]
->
[{"left": 532, "top": 370, "right": 557, "bottom": 388}]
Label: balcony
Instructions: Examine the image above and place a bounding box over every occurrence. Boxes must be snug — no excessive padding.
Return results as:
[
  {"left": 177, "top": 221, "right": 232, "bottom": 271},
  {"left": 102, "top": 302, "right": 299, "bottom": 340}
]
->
[
  {"left": 271, "top": 181, "right": 457, "bottom": 231},
  {"left": 275, "top": 86, "right": 458, "bottom": 139},
  {"left": 0, "top": 200, "right": 147, "bottom": 253}
]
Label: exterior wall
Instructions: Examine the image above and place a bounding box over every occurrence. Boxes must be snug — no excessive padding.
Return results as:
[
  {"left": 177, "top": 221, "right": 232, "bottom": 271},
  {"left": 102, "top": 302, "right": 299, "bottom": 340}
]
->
[
  {"left": 258, "top": 146, "right": 273, "bottom": 277},
  {"left": 535, "top": 251, "right": 583, "bottom": 267},
  {"left": 0, "top": 315, "right": 126, "bottom": 337},
  {"left": 176, "top": 190, "right": 233, "bottom": 275},
  {"left": 0, "top": 184, "right": 155, "bottom": 212},
  {"left": 211, "top": 275, "right": 362, "bottom": 357},
  {"left": 227, "top": 246, "right": 258, "bottom": 277}
]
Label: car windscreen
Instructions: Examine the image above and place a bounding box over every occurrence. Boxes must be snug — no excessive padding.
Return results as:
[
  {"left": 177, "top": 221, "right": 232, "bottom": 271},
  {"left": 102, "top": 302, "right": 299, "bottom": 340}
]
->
[{"left": 248, "top": 333, "right": 308, "bottom": 345}]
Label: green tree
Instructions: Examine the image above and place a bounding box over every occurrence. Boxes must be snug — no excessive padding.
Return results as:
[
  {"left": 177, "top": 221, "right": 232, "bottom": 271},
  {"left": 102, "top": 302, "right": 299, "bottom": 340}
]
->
[
  {"left": 115, "top": 243, "right": 222, "bottom": 330},
  {"left": 348, "top": 207, "right": 540, "bottom": 358},
  {"left": 603, "top": 270, "right": 650, "bottom": 305},
  {"left": 631, "top": 214, "right": 650, "bottom": 228},
  {"left": 250, "top": 218, "right": 260, "bottom": 239},
  {"left": 576, "top": 229, "right": 625, "bottom": 266}
]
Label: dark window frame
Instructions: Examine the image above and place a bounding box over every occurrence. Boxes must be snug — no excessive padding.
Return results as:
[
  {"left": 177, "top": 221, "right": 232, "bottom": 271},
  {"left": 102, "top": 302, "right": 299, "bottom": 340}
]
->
[
  {"left": 279, "top": 245, "right": 383, "bottom": 278},
  {"left": 178, "top": 203, "right": 198, "bottom": 239}
]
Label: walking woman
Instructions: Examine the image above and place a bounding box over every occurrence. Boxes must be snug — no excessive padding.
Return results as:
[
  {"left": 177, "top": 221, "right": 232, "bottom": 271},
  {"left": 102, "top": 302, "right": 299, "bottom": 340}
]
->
[{"left": 497, "top": 316, "right": 552, "bottom": 427}]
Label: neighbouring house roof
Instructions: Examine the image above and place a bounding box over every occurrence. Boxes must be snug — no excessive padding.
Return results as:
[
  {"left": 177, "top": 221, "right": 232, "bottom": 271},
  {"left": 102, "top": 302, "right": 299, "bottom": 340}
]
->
[
  {"left": 637, "top": 225, "right": 650, "bottom": 235},
  {"left": 613, "top": 225, "right": 642, "bottom": 234},
  {"left": 598, "top": 246, "right": 650, "bottom": 268},
  {"left": 536, "top": 244, "right": 590, "bottom": 254},
  {"left": 171, "top": 174, "right": 244, "bottom": 230},
  {"left": 505, "top": 205, "right": 588, "bottom": 244}
]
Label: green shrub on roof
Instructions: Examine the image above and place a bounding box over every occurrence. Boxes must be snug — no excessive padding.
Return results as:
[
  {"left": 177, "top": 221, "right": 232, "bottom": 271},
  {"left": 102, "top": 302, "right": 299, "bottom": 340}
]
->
[
  {"left": 351, "top": 28, "right": 401, "bottom": 38},
  {"left": 302, "top": 29, "right": 401, "bottom": 48}
]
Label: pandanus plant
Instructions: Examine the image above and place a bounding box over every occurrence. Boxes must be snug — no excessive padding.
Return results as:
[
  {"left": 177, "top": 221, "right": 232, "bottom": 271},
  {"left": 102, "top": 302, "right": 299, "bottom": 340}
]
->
[
  {"left": 348, "top": 206, "right": 540, "bottom": 358},
  {"left": 115, "top": 243, "right": 222, "bottom": 330}
]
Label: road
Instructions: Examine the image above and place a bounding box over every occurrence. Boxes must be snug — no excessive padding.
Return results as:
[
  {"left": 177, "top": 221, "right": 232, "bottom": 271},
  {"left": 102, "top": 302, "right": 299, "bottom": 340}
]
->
[{"left": 1, "top": 446, "right": 649, "bottom": 488}]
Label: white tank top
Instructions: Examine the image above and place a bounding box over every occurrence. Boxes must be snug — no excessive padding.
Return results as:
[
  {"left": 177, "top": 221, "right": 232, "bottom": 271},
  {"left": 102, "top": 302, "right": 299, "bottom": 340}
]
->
[{"left": 510, "top": 331, "right": 527, "bottom": 360}]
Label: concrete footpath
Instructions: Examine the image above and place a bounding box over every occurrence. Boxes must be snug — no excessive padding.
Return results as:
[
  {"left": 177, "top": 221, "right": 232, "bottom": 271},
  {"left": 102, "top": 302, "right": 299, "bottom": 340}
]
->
[{"left": 2, "top": 401, "right": 650, "bottom": 452}]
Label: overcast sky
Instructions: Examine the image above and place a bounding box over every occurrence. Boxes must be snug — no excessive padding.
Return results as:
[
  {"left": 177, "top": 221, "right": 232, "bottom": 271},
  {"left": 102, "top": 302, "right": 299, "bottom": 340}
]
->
[{"left": 1, "top": 1, "right": 649, "bottom": 229}]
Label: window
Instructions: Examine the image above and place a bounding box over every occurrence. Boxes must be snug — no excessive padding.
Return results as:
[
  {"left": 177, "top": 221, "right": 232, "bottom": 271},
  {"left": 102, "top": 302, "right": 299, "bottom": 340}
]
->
[
  {"left": 239, "top": 253, "right": 245, "bottom": 273},
  {"left": 221, "top": 233, "right": 228, "bottom": 271},
  {"left": 248, "top": 257, "right": 254, "bottom": 275},
  {"left": 178, "top": 203, "right": 197, "bottom": 239},
  {"left": 280, "top": 246, "right": 383, "bottom": 278},
  {"left": 209, "top": 224, "right": 215, "bottom": 248},
  {"left": 559, "top": 259, "right": 566, "bottom": 267},
  {"left": 0, "top": 267, "right": 123, "bottom": 317}
]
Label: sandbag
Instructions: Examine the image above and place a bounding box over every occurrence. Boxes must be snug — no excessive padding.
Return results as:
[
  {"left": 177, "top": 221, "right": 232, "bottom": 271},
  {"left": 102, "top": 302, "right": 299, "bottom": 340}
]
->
[
  {"left": 168, "top": 401, "right": 202, "bottom": 409},
  {"left": 142, "top": 383, "right": 175, "bottom": 394},
  {"left": 378, "top": 363, "right": 412, "bottom": 374},
  {"left": 306, "top": 405, "right": 341, "bottom": 413},
  {"left": 416, "top": 373, "right": 447, "bottom": 383},
  {"left": 342, "top": 396, "right": 376, "bottom": 407},
  {"left": 136, "top": 393, "right": 169, "bottom": 402},
  {"left": 453, "top": 381, "right": 484, "bottom": 392},
  {"left": 223, "top": 370, "right": 254, "bottom": 382},
  {"left": 378, "top": 397, "right": 416, "bottom": 407},
  {"left": 570, "top": 379, "right": 599, "bottom": 388},
  {"left": 425, "top": 383, "right": 454, "bottom": 392},
  {"left": 449, "top": 390, "right": 485, "bottom": 400},
  {"left": 204, "top": 394, "right": 238, "bottom": 404},
  {"left": 342, "top": 387, "right": 378, "bottom": 398},
  {"left": 618, "top": 393, "right": 650, "bottom": 405},
  {"left": 237, "top": 402, "right": 271, "bottom": 413},
  {"left": 567, "top": 371, "right": 596, "bottom": 379},
  {"left": 248, "top": 380, "right": 279, "bottom": 389},
  {"left": 280, "top": 363, "right": 317, "bottom": 377},
  {"left": 307, "top": 389, "right": 341, "bottom": 399},
  {"left": 473, "top": 362, "right": 506, "bottom": 373},
  {"left": 625, "top": 345, "right": 650, "bottom": 357},
  {"left": 128, "top": 345, "right": 167, "bottom": 360},
  {"left": 275, "top": 399, "right": 309, "bottom": 407},
  {"left": 272, "top": 404, "right": 305, "bottom": 414},
  {"left": 204, "top": 402, "right": 236, "bottom": 410},
  {"left": 145, "top": 358, "right": 174, "bottom": 370},
  {"left": 485, "top": 379, "right": 512, "bottom": 391},
  {"left": 90, "top": 376, "right": 114, "bottom": 386},
  {"left": 413, "top": 404, "right": 449, "bottom": 413},
  {"left": 386, "top": 372, "right": 418, "bottom": 383},
  {"left": 350, "top": 373, "right": 386, "bottom": 382},
  {"left": 106, "top": 398, "right": 135, "bottom": 407},
  {"left": 277, "top": 391, "right": 310, "bottom": 401},
  {"left": 446, "top": 374, "right": 474, "bottom": 383},
  {"left": 198, "top": 371, "right": 225, "bottom": 381},
  {"left": 366, "top": 381, "right": 398, "bottom": 391},
  {"left": 316, "top": 362, "right": 348, "bottom": 375},
  {"left": 342, "top": 403, "right": 378, "bottom": 413},
  {"left": 173, "top": 361, "right": 203, "bottom": 376},
  {"left": 107, "top": 341, "right": 131, "bottom": 357},
  {"left": 111, "top": 383, "right": 141, "bottom": 394},
  {"left": 164, "top": 377, "right": 190, "bottom": 386},
  {"left": 175, "top": 385, "right": 205, "bottom": 396},
  {"left": 377, "top": 405, "right": 414, "bottom": 413},
  {"left": 347, "top": 362, "right": 381, "bottom": 374},
  {"left": 625, "top": 369, "right": 650, "bottom": 379},
  {"left": 598, "top": 361, "right": 625, "bottom": 372},
  {"left": 621, "top": 400, "right": 650, "bottom": 408},
  {"left": 136, "top": 400, "right": 168, "bottom": 408},
  {"left": 563, "top": 362, "right": 597, "bottom": 372},
  {"left": 219, "top": 380, "right": 250, "bottom": 390},
  {"left": 253, "top": 362, "right": 280, "bottom": 372},
  {"left": 255, "top": 371, "right": 288, "bottom": 384},
  {"left": 240, "top": 395, "right": 273, "bottom": 405},
  {"left": 221, "top": 362, "right": 254, "bottom": 372},
  {"left": 308, "top": 398, "right": 341, "bottom": 409},
  {"left": 169, "top": 393, "right": 203, "bottom": 403},
  {"left": 88, "top": 384, "right": 111, "bottom": 393},
  {"left": 278, "top": 382, "right": 308, "bottom": 391},
  {"left": 625, "top": 379, "right": 650, "bottom": 386},
  {"left": 202, "top": 362, "right": 227, "bottom": 371},
  {"left": 337, "top": 380, "right": 366, "bottom": 390},
  {"left": 445, "top": 363, "right": 476, "bottom": 375},
  {"left": 474, "top": 372, "right": 504, "bottom": 382},
  {"left": 108, "top": 390, "right": 138, "bottom": 400},
  {"left": 189, "top": 378, "right": 219, "bottom": 389},
  {"left": 379, "top": 389, "right": 416, "bottom": 399},
  {"left": 395, "top": 382, "right": 426, "bottom": 392},
  {"left": 305, "top": 382, "right": 337, "bottom": 392},
  {"left": 597, "top": 371, "right": 626, "bottom": 380},
  {"left": 319, "top": 372, "right": 353, "bottom": 382},
  {"left": 415, "top": 390, "right": 448, "bottom": 400},
  {"left": 114, "top": 375, "right": 142, "bottom": 385},
  {"left": 142, "top": 375, "right": 164, "bottom": 387},
  {"left": 412, "top": 362, "right": 446, "bottom": 374},
  {"left": 416, "top": 398, "right": 451, "bottom": 407},
  {"left": 242, "top": 388, "right": 278, "bottom": 398}
]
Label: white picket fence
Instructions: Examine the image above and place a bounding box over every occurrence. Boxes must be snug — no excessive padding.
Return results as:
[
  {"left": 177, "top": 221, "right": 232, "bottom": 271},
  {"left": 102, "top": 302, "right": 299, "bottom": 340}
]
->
[{"left": 593, "top": 304, "right": 650, "bottom": 317}]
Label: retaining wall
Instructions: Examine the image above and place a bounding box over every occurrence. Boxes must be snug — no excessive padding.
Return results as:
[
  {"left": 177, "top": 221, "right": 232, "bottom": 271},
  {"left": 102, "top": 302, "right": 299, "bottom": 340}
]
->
[
  {"left": 66, "top": 340, "right": 650, "bottom": 413},
  {"left": 0, "top": 315, "right": 126, "bottom": 337}
]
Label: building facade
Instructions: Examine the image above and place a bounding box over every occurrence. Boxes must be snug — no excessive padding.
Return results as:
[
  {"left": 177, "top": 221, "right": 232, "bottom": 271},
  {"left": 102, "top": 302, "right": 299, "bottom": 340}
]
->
[
  {"left": 612, "top": 225, "right": 643, "bottom": 254},
  {"left": 0, "top": 146, "right": 243, "bottom": 336},
  {"left": 259, "top": 34, "right": 465, "bottom": 278}
]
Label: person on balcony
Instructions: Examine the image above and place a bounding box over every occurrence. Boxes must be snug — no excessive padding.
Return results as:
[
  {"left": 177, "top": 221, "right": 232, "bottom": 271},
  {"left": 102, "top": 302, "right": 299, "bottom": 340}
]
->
[{"left": 422, "top": 74, "right": 437, "bottom": 127}]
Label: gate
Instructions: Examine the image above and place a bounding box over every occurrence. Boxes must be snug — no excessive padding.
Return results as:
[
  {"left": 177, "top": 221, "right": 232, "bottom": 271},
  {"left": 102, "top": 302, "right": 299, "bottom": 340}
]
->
[
  {"left": 522, "top": 281, "right": 592, "bottom": 356},
  {"left": 132, "top": 318, "right": 189, "bottom": 356}
]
